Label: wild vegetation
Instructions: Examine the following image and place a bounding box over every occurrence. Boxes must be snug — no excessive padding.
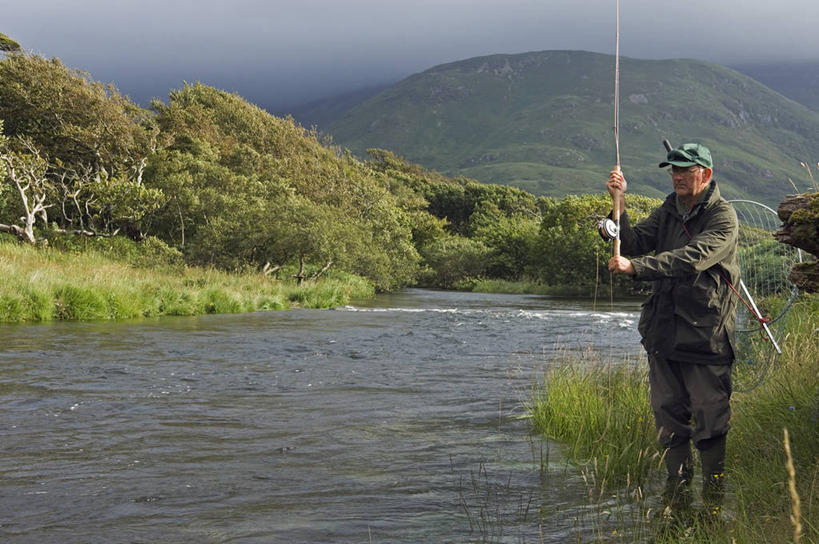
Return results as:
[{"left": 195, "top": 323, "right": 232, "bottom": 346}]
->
[
  {"left": 1, "top": 48, "right": 674, "bottom": 323},
  {"left": 0, "top": 234, "right": 373, "bottom": 322},
  {"left": 530, "top": 293, "right": 819, "bottom": 542},
  {"left": 2, "top": 46, "right": 814, "bottom": 323},
  {"left": 3, "top": 30, "right": 818, "bottom": 544}
]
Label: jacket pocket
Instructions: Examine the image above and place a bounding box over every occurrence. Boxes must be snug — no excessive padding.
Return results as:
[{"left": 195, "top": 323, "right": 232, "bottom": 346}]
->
[
  {"left": 672, "top": 305, "right": 722, "bottom": 355},
  {"left": 637, "top": 294, "right": 655, "bottom": 339}
]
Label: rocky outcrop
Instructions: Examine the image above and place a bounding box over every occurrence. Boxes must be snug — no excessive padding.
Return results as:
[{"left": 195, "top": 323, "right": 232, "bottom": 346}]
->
[{"left": 776, "top": 193, "right": 819, "bottom": 292}]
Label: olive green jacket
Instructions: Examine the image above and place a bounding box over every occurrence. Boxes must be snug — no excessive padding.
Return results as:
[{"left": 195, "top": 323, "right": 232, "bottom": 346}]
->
[{"left": 618, "top": 181, "right": 739, "bottom": 364}]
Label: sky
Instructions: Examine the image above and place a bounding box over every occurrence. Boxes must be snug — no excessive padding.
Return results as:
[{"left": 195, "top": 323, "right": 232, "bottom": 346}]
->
[{"left": 4, "top": 0, "right": 819, "bottom": 113}]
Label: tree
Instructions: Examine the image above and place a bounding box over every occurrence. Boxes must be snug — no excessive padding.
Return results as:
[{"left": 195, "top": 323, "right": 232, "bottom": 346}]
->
[
  {"left": 0, "top": 52, "right": 161, "bottom": 239},
  {"left": 472, "top": 204, "right": 540, "bottom": 279},
  {"left": 0, "top": 134, "right": 51, "bottom": 243},
  {"left": 147, "top": 85, "right": 423, "bottom": 289},
  {"left": 532, "top": 193, "right": 660, "bottom": 290},
  {"left": 418, "top": 234, "right": 490, "bottom": 288},
  {"left": 0, "top": 32, "right": 21, "bottom": 53},
  {"left": 0, "top": 53, "right": 156, "bottom": 178}
]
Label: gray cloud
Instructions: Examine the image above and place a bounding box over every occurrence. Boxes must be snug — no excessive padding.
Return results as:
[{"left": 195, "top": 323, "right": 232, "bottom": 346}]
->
[{"left": 4, "top": 0, "right": 818, "bottom": 111}]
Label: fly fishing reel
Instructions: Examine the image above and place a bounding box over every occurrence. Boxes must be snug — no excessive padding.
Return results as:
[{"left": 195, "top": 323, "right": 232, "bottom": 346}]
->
[{"left": 597, "top": 218, "right": 619, "bottom": 241}]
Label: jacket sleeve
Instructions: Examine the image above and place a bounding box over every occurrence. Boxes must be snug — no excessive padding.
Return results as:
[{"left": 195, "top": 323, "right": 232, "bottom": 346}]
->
[
  {"left": 631, "top": 203, "right": 738, "bottom": 280},
  {"left": 617, "top": 208, "right": 661, "bottom": 256}
]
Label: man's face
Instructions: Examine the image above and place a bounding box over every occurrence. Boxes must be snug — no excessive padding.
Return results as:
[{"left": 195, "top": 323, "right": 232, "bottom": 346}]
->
[{"left": 669, "top": 165, "right": 712, "bottom": 203}]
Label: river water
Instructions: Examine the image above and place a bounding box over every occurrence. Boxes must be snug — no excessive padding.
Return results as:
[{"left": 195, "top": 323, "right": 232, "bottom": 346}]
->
[{"left": 1, "top": 289, "right": 643, "bottom": 543}]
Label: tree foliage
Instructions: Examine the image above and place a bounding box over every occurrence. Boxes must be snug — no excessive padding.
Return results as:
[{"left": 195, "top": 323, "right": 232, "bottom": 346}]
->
[
  {"left": 0, "top": 32, "right": 21, "bottom": 53},
  {"left": 532, "top": 193, "right": 660, "bottom": 289},
  {"left": 145, "top": 84, "right": 421, "bottom": 289},
  {"left": 1, "top": 51, "right": 667, "bottom": 293},
  {"left": 0, "top": 53, "right": 161, "bottom": 238},
  {"left": 0, "top": 53, "right": 155, "bottom": 176}
]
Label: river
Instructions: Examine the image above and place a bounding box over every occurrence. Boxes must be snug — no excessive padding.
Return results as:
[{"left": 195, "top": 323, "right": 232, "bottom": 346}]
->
[{"left": 1, "top": 289, "right": 643, "bottom": 543}]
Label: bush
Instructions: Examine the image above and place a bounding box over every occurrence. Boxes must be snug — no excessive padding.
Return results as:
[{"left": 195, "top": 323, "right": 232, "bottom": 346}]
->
[
  {"left": 418, "top": 235, "right": 490, "bottom": 288},
  {"left": 53, "top": 284, "right": 109, "bottom": 320}
]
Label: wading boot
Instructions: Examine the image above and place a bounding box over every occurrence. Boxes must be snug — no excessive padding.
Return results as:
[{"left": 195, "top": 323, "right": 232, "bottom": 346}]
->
[
  {"left": 660, "top": 442, "right": 693, "bottom": 523},
  {"left": 699, "top": 435, "right": 727, "bottom": 526}
]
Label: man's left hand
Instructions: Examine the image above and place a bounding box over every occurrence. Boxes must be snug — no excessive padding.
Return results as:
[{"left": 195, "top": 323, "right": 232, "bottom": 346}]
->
[{"left": 608, "top": 256, "right": 635, "bottom": 275}]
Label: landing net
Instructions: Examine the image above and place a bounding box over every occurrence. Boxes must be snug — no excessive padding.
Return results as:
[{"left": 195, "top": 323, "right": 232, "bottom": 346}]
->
[{"left": 729, "top": 199, "right": 802, "bottom": 391}]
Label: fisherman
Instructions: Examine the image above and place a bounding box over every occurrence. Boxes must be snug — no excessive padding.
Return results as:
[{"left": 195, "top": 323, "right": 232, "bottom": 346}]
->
[{"left": 605, "top": 143, "right": 739, "bottom": 522}]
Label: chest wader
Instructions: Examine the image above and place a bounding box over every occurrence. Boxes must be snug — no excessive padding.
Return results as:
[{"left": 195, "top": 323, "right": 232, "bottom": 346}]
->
[
  {"left": 662, "top": 442, "right": 693, "bottom": 519},
  {"left": 649, "top": 353, "right": 732, "bottom": 522},
  {"left": 699, "top": 434, "right": 727, "bottom": 519},
  {"left": 662, "top": 436, "right": 727, "bottom": 524}
]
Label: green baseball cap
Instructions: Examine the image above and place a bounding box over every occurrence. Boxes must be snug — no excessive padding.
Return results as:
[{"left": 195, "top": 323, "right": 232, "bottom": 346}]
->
[{"left": 659, "top": 143, "right": 713, "bottom": 169}]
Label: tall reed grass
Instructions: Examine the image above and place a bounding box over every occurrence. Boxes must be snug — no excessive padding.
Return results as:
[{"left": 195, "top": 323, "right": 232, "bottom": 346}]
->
[
  {"left": 529, "top": 294, "right": 819, "bottom": 543},
  {"left": 529, "top": 352, "right": 658, "bottom": 489},
  {"left": 798, "top": 161, "right": 819, "bottom": 193},
  {"left": 0, "top": 239, "right": 374, "bottom": 323}
]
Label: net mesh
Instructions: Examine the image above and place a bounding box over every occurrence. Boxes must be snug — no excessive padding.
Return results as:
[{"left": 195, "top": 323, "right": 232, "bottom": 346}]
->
[{"left": 729, "top": 200, "right": 801, "bottom": 391}]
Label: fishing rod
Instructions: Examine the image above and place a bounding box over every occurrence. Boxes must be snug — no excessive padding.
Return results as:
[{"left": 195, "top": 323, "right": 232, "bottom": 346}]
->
[
  {"left": 598, "top": 0, "right": 622, "bottom": 253},
  {"left": 611, "top": 0, "right": 622, "bottom": 258}
]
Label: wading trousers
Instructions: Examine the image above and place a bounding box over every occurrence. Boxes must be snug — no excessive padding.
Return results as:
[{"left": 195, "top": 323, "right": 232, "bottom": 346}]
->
[{"left": 647, "top": 353, "right": 732, "bottom": 510}]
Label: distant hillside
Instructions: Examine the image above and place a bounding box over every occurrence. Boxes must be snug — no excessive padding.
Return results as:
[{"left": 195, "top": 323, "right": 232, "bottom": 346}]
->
[
  {"left": 283, "top": 84, "right": 388, "bottom": 130},
  {"left": 732, "top": 62, "right": 819, "bottom": 114},
  {"left": 323, "top": 50, "right": 819, "bottom": 206}
]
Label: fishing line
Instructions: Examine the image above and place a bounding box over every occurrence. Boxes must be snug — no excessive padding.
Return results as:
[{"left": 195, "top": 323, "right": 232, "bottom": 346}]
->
[{"left": 613, "top": 0, "right": 621, "bottom": 171}]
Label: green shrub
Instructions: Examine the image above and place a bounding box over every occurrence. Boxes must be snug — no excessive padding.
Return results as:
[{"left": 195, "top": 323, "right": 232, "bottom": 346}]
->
[
  {"left": 0, "top": 292, "right": 25, "bottom": 322},
  {"left": 200, "top": 288, "right": 244, "bottom": 314},
  {"left": 53, "top": 284, "right": 109, "bottom": 320}
]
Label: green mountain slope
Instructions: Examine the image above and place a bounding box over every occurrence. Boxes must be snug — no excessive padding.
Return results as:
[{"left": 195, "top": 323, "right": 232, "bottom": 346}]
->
[
  {"left": 733, "top": 61, "right": 819, "bottom": 114},
  {"left": 326, "top": 50, "right": 819, "bottom": 206}
]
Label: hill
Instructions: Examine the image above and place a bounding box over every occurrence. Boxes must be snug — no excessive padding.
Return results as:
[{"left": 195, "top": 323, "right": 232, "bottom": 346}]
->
[
  {"left": 732, "top": 61, "right": 819, "bottom": 114},
  {"left": 283, "top": 84, "right": 388, "bottom": 130},
  {"left": 323, "top": 50, "right": 819, "bottom": 206}
]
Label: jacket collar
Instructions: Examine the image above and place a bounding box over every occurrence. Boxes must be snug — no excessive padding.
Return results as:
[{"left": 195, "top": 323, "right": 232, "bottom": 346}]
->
[{"left": 663, "top": 180, "right": 720, "bottom": 221}]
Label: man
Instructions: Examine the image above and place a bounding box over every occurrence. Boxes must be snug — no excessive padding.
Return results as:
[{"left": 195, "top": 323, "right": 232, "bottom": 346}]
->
[{"left": 606, "top": 143, "right": 739, "bottom": 521}]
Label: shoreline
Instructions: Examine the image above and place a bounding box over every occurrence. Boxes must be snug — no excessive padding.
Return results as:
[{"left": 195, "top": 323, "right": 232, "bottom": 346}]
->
[
  {"left": 529, "top": 293, "right": 819, "bottom": 542},
  {"left": 0, "top": 240, "right": 375, "bottom": 324}
]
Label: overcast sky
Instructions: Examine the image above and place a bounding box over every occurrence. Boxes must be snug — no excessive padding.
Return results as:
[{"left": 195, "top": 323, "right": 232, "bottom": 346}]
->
[{"left": 5, "top": 0, "right": 819, "bottom": 112}]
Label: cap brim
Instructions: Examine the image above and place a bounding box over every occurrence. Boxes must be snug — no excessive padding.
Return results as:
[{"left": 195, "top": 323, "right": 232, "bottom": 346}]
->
[{"left": 659, "top": 159, "right": 697, "bottom": 168}]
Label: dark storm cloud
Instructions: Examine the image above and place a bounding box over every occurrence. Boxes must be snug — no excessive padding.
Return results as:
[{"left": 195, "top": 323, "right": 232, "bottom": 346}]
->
[{"left": 4, "top": 0, "right": 818, "bottom": 111}]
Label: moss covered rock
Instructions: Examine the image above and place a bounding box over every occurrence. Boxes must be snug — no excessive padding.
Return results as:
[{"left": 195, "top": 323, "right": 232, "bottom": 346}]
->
[{"left": 776, "top": 193, "right": 819, "bottom": 292}]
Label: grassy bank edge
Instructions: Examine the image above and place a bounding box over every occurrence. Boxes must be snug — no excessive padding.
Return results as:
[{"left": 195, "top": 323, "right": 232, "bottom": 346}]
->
[
  {"left": 528, "top": 294, "right": 819, "bottom": 543},
  {"left": 462, "top": 277, "right": 647, "bottom": 299},
  {"left": 0, "top": 240, "right": 375, "bottom": 323}
]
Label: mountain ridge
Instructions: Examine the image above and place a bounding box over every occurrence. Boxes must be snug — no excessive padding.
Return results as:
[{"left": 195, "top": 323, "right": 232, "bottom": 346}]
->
[{"left": 295, "top": 50, "right": 819, "bottom": 207}]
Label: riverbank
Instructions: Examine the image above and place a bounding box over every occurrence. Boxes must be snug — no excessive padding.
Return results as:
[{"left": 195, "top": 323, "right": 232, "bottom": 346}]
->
[
  {"left": 468, "top": 278, "right": 594, "bottom": 297},
  {"left": 464, "top": 277, "right": 648, "bottom": 299},
  {"left": 0, "top": 239, "right": 375, "bottom": 323},
  {"left": 529, "top": 293, "right": 819, "bottom": 542}
]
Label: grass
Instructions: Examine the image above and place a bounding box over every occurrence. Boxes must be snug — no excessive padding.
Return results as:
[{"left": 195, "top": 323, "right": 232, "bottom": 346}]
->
[
  {"left": 0, "top": 238, "right": 375, "bottom": 323},
  {"left": 529, "top": 293, "right": 819, "bottom": 543},
  {"left": 529, "top": 352, "right": 659, "bottom": 491},
  {"left": 797, "top": 161, "right": 819, "bottom": 193}
]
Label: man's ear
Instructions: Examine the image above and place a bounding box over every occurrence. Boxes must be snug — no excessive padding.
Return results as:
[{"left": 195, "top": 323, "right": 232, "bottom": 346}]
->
[{"left": 702, "top": 167, "right": 713, "bottom": 183}]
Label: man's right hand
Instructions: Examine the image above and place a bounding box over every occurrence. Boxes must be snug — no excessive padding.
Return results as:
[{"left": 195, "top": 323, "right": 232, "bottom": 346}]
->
[
  {"left": 607, "top": 169, "right": 627, "bottom": 218},
  {"left": 607, "top": 169, "right": 627, "bottom": 197}
]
